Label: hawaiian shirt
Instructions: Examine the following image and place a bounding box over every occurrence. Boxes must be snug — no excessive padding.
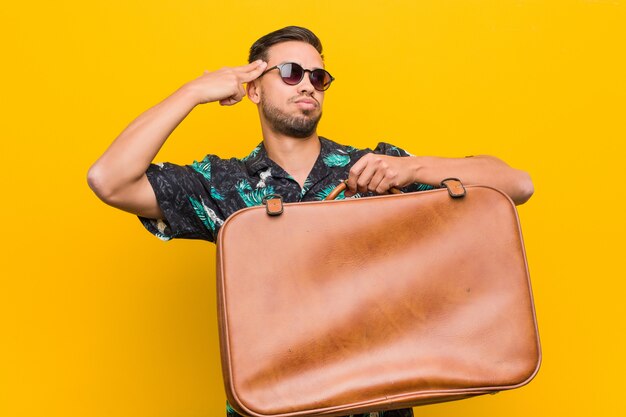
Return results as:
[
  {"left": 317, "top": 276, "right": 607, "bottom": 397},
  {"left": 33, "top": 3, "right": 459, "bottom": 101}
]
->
[
  {"left": 138, "top": 136, "right": 434, "bottom": 243},
  {"left": 138, "top": 136, "right": 434, "bottom": 417}
]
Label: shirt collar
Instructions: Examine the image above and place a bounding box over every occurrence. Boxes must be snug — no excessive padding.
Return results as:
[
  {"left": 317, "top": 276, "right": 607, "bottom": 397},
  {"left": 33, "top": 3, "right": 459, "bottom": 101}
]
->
[
  {"left": 243, "top": 136, "right": 350, "bottom": 179},
  {"left": 242, "top": 141, "right": 272, "bottom": 176}
]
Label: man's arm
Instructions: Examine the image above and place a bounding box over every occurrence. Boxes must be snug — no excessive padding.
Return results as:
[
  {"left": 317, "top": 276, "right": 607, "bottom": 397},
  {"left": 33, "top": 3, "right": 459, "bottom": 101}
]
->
[
  {"left": 86, "top": 60, "right": 268, "bottom": 218},
  {"left": 345, "top": 153, "right": 534, "bottom": 205}
]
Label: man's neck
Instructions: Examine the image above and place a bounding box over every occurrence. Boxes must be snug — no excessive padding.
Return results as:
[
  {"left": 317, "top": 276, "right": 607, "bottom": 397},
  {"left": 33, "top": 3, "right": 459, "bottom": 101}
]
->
[{"left": 262, "top": 130, "right": 321, "bottom": 187}]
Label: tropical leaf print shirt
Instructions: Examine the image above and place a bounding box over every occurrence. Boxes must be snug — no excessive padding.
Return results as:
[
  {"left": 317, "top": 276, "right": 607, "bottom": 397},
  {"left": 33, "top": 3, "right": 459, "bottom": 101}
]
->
[{"left": 138, "top": 136, "right": 435, "bottom": 243}]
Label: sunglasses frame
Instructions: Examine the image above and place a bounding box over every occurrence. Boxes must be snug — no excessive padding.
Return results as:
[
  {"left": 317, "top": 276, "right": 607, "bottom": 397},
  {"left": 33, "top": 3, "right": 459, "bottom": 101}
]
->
[{"left": 259, "top": 62, "right": 335, "bottom": 91}]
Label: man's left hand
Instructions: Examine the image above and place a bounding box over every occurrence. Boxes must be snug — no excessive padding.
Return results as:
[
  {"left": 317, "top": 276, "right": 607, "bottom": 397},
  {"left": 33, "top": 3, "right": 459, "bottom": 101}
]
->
[{"left": 345, "top": 154, "right": 417, "bottom": 197}]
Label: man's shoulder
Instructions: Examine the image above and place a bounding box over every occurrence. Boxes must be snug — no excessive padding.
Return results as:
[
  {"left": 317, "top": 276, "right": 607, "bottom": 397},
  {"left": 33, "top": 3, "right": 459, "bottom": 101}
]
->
[
  {"left": 319, "top": 136, "right": 410, "bottom": 157},
  {"left": 319, "top": 136, "right": 361, "bottom": 154},
  {"left": 186, "top": 152, "right": 248, "bottom": 174},
  {"left": 148, "top": 152, "right": 250, "bottom": 184}
]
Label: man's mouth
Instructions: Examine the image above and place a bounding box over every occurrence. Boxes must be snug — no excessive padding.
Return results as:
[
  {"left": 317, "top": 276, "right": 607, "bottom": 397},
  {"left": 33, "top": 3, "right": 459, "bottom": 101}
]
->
[{"left": 294, "top": 98, "right": 318, "bottom": 108}]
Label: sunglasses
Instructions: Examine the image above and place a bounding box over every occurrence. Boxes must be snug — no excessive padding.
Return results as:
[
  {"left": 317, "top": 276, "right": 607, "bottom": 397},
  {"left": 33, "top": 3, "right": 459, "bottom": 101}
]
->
[{"left": 260, "top": 62, "right": 335, "bottom": 91}]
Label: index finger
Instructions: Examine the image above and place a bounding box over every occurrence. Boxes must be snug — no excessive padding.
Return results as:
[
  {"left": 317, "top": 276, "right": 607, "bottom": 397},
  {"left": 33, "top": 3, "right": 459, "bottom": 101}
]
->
[
  {"left": 240, "top": 61, "right": 267, "bottom": 83},
  {"left": 240, "top": 59, "right": 267, "bottom": 71},
  {"left": 346, "top": 154, "right": 369, "bottom": 192},
  {"left": 238, "top": 60, "right": 268, "bottom": 82}
]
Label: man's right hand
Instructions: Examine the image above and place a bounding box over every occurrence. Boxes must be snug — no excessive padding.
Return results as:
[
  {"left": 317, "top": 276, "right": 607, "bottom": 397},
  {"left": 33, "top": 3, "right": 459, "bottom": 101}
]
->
[{"left": 186, "top": 60, "right": 268, "bottom": 106}]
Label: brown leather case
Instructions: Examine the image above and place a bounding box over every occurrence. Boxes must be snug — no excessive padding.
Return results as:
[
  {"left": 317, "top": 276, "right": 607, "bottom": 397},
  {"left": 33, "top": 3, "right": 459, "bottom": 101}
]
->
[{"left": 216, "top": 182, "right": 541, "bottom": 417}]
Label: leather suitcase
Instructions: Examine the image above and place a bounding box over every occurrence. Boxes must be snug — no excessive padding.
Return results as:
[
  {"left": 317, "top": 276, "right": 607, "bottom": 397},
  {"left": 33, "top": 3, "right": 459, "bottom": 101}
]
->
[{"left": 216, "top": 179, "right": 541, "bottom": 417}]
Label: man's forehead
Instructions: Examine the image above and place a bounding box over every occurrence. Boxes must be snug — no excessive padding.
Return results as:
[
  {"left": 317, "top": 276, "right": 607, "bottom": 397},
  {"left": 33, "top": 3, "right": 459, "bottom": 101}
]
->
[{"left": 266, "top": 41, "right": 324, "bottom": 68}]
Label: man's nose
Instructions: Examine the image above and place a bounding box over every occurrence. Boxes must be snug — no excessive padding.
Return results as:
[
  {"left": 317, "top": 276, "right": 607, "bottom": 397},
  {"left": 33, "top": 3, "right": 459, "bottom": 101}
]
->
[{"left": 298, "top": 73, "right": 315, "bottom": 94}]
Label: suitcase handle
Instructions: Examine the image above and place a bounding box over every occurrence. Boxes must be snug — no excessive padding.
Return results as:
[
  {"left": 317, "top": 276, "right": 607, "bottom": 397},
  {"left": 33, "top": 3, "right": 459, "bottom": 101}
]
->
[
  {"left": 324, "top": 181, "right": 401, "bottom": 200},
  {"left": 324, "top": 178, "right": 466, "bottom": 200}
]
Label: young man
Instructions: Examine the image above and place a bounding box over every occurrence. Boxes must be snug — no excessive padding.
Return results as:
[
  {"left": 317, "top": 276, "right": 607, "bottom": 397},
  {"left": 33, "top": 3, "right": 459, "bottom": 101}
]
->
[{"left": 87, "top": 26, "right": 533, "bottom": 416}]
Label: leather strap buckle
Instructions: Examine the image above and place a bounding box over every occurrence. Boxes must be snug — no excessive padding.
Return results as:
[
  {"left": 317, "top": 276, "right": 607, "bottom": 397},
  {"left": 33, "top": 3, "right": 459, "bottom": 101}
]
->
[
  {"left": 440, "top": 178, "right": 466, "bottom": 198},
  {"left": 262, "top": 194, "right": 284, "bottom": 216}
]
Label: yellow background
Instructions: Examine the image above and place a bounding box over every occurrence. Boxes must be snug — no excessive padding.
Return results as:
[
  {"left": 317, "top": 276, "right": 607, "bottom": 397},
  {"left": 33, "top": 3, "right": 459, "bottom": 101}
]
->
[{"left": 1, "top": 1, "right": 624, "bottom": 416}]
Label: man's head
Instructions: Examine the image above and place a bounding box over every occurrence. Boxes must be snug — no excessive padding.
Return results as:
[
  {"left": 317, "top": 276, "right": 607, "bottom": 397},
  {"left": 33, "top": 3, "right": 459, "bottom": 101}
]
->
[{"left": 246, "top": 26, "right": 331, "bottom": 139}]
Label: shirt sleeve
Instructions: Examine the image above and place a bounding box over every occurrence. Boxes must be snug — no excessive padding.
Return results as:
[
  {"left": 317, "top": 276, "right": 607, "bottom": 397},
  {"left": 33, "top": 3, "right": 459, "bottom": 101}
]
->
[
  {"left": 372, "top": 142, "right": 437, "bottom": 192},
  {"left": 137, "top": 158, "right": 225, "bottom": 242}
]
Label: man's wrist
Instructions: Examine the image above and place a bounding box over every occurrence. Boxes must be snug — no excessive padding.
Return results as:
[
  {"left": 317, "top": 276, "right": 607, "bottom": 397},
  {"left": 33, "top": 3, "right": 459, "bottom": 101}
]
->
[
  {"left": 407, "top": 156, "right": 425, "bottom": 184},
  {"left": 175, "top": 83, "right": 203, "bottom": 108}
]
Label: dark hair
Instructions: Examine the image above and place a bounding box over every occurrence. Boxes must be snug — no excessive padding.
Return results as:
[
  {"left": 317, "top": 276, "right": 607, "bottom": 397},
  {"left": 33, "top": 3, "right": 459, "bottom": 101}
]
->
[{"left": 248, "top": 26, "right": 323, "bottom": 63}]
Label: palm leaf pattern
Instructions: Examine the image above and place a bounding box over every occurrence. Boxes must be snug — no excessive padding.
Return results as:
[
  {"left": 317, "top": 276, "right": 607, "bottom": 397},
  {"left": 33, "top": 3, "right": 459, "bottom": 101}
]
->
[
  {"left": 210, "top": 186, "right": 224, "bottom": 201},
  {"left": 191, "top": 156, "right": 211, "bottom": 181},
  {"left": 323, "top": 152, "right": 350, "bottom": 167},
  {"left": 188, "top": 196, "right": 224, "bottom": 232},
  {"left": 235, "top": 179, "right": 276, "bottom": 207},
  {"left": 413, "top": 183, "right": 434, "bottom": 191}
]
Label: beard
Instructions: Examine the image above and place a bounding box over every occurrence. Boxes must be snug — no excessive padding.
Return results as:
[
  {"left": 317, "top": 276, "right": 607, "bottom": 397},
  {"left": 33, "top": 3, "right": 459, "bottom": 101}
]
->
[{"left": 260, "top": 95, "right": 322, "bottom": 138}]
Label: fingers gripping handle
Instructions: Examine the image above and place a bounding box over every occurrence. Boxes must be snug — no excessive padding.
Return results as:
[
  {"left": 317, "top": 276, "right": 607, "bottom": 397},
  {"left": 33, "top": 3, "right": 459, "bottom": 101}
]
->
[{"left": 323, "top": 178, "right": 467, "bottom": 201}]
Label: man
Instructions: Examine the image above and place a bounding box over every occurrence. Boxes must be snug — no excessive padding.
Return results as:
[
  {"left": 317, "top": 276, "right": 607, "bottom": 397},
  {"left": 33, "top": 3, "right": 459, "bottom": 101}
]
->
[{"left": 87, "top": 26, "right": 533, "bottom": 416}]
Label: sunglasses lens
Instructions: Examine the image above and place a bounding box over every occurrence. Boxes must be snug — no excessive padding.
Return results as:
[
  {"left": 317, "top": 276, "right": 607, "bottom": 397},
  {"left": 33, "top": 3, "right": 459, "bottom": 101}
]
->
[
  {"left": 310, "top": 69, "right": 332, "bottom": 91},
  {"left": 280, "top": 63, "right": 304, "bottom": 85}
]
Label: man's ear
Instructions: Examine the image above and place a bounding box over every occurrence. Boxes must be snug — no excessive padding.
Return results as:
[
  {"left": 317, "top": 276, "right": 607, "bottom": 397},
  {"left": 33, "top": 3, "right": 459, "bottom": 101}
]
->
[{"left": 246, "top": 81, "right": 261, "bottom": 104}]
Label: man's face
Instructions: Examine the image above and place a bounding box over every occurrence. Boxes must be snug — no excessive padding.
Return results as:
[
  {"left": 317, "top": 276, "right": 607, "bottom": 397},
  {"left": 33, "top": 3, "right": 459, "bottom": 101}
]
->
[{"left": 252, "top": 41, "right": 326, "bottom": 138}]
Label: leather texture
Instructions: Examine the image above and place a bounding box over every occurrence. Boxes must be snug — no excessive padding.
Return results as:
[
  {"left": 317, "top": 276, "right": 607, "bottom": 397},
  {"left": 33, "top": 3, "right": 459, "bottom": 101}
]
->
[{"left": 216, "top": 185, "right": 541, "bottom": 417}]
